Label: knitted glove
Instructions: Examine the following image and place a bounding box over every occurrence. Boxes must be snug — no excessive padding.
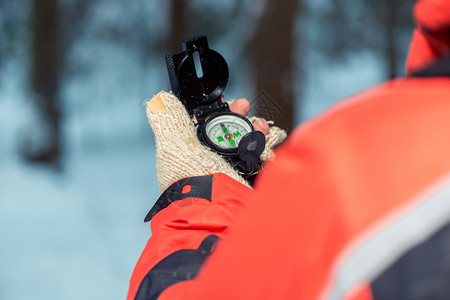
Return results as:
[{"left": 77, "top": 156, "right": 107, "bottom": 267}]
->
[{"left": 146, "top": 91, "right": 287, "bottom": 192}]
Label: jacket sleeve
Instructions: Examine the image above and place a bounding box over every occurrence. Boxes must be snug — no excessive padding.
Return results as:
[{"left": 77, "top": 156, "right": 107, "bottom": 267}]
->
[
  {"left": 127, "top": 173, "right": 254, "bottom": 300},
  {"left": 145, "top": 76, "right": 450, "bottom": 300}
]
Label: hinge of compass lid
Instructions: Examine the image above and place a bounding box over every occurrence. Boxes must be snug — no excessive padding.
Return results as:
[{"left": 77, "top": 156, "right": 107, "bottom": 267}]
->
[{"left": 194, "top": 101, "right": 230, "bottom": 125}]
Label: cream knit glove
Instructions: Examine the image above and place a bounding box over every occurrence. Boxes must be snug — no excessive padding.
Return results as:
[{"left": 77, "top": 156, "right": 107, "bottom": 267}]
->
[{"left": 146, "top": 91, "right": 287, "bottom": 193}]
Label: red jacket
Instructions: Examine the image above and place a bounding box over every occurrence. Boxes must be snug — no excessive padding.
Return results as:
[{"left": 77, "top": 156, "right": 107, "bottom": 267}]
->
[
  {"left": 129, "top": 71, "right": 450, "bottom": 300},
  {"left": 129, "top": 1, "right": 450, "bottom": 298}
]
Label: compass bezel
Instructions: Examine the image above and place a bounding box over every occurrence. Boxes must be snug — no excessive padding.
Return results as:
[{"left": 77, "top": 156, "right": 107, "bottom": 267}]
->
[{"left": 201, "top": 112, "right": 254, "bottom": 155}]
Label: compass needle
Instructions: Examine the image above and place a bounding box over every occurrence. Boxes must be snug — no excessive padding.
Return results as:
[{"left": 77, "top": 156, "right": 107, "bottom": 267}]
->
[
  {"left": 220, "top": 123, "right": 228, "bottom": 133},
  {"left": 229, "top": 139, "right": 236, "bottom": 148}
]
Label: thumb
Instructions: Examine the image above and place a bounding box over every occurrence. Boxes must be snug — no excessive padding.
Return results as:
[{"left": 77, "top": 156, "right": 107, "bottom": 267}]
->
[
  {"left": 146, "top": 91, "right": 250, "bottom": 192},
  {"left": 146, "top": 91, "right": 197, "bottom": 142}
]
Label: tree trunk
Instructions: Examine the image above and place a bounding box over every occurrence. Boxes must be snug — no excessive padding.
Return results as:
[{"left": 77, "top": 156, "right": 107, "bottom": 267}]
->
[
  {"left": 249, "top": 0, "right": 300, "bottom": 132},
  {"left": 167, "top": 0, "right": 190, "bottom": 53},
  {"left": 384, "top": 0, "right": 398, "bottom": 79},
  {"left": 27, "top": 0, "right": 61, "bottom": 165}
]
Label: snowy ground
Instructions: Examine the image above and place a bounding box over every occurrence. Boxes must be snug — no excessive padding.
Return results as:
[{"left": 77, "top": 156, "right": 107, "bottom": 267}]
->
[
  {"left": 0, "top": 54, "right": 161, "bottom": 299},
  {"left": 0, "top": 96, "right": 160, "bottom": 299}
]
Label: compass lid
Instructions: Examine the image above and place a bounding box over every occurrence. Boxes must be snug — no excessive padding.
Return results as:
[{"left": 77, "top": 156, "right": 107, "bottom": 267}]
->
[{"left": 166, "top": 35, "right": 229, "bottom": 114}]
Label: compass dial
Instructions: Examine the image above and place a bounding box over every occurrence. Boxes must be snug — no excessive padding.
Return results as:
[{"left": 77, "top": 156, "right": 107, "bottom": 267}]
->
[{"left": 204, "top": 113, "right": 253, "bottom": 151}]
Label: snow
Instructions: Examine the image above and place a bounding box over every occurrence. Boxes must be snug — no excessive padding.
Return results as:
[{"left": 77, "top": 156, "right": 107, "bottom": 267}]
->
[
  {"left": 300, "top": 50, "right": 385, "bottom": 121},
  {"left": 0, "top": 155, "right": 157, "bottom": 299},
  {"left": 0, "top": 57, "right": 159, "bottom": 299}
]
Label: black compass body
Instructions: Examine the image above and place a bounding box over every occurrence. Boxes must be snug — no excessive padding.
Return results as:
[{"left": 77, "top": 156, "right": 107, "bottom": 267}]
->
[{"left": 165, "top": 35, "right": 265, "bottom": 177}]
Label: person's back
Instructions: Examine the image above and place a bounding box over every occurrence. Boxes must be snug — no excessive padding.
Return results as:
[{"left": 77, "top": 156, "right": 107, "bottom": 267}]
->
[
  {"left": 172, "top": 70, "right": 450, "bottom": 300},
  {"left": 129, "top": 0, "right": 450, "bottom": 299}
]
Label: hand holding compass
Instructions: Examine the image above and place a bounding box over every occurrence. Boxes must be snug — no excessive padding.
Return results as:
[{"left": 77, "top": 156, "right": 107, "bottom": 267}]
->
[
  {"left": 165, "top": 35, "right": 268, "bottom": 178},
  {"left": 144, "top": 35, "right": 287, "bottom": 191}
]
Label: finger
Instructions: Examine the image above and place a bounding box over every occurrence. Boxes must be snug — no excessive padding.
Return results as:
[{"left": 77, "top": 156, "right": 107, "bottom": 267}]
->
[
  {"left": 146, "top": 92, "right": 197, "bottom": 140},
  {"left": 229, "top": 98, "right": 251, "bottom": 116},
  {"left": 260, "top": 125, "right": 287, "bottom": 161},
  {"left": 252, "top": 119, "right": 270, "bottom": 135},
  {"left": 147, "top": 93, "right": 167, "bottom": 113}
]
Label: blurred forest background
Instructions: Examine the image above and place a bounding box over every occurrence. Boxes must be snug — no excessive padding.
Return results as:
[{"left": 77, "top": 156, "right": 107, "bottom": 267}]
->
[{"left": 0, "top": 0, "right": 415, "bottom": 299}]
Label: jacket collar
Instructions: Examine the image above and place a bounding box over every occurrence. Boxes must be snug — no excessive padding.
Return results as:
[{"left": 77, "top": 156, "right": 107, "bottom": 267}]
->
[{"left": 411, "top": 54, "right": 450, "bottom": 78}]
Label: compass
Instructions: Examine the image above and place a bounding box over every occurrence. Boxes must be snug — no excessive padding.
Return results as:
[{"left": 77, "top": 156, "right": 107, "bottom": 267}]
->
[
  {"left": 203, "top": 112, "right": 252, "bottom": 153},
  {"left": 165, "top": 35, "right": 265, "bottom": 177}
]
